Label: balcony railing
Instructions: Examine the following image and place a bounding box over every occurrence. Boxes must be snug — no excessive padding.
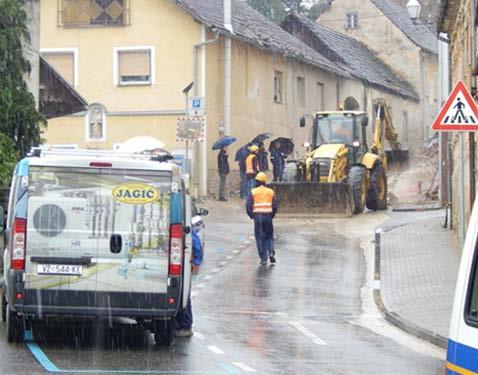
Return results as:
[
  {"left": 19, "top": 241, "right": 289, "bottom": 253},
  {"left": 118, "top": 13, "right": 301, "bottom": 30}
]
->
[{"left": 57, "top": 0, "right": 130, "bottom": 28}]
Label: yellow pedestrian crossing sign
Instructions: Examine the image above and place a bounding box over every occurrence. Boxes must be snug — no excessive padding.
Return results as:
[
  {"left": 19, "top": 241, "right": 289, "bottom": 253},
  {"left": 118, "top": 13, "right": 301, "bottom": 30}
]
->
[{"left": 432, "top": 81, "right": 478, "bottom": 131}]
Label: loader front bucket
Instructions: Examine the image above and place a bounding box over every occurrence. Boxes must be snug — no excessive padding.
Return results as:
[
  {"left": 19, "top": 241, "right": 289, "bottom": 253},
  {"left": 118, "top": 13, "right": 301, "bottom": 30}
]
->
[
  {"left": 386, "top": 147, "right": 409, "bottom": 166},
  {"left": 269, "top": 181, "right": 354, "bottom": 218}
]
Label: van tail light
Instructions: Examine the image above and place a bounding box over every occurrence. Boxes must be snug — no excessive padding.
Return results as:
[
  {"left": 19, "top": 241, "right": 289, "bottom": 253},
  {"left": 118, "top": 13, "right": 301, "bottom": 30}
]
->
[
  {"left": 169, "top": 224, "right": 183, "bottom": 276},
  {"left": 11, "top": 218, "right": 26, "bottom": 270}
]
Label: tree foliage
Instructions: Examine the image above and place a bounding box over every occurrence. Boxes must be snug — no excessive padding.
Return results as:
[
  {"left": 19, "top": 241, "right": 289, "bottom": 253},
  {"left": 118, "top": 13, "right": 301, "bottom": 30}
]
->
[
  {"left": 0, "top": 134, "right": 18, "bottom": 187},
  {"left": 0, "top": 0, "right": 43, "bottom": 164}
]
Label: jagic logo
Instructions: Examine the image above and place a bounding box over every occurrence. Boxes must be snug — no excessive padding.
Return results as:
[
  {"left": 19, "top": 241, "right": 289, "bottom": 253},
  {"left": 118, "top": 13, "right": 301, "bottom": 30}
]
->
[{"left": 112, "top": 183, "right": 160, "bottom": 205}]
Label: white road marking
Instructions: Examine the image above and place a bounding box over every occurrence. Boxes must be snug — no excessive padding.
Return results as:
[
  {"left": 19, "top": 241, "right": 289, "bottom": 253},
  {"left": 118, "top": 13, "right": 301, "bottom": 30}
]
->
[
  {"left": 233, "top": 249, "right": 240, "bottom": 254},
  {"left": 226, "top": 255, "right": 234, "bottom": 260},
  {"left": 289, "top": 321, "right": 327, "bottom": 346},
  {"left": 219, "top": 261, "right": 227, "bottom": 266},
  {"left": 244, "top": 240, "right": 252, "bottom": 245},
  {"left": 373, "top": 279, "right": 381, "bottom": 290},
  {"left": 191, "top": 290, "right": 199, "bottom": 297},
  {"left": 193, "top": 331, "right": 205, "bottom": 340},
  {"left": 196, "top": 283, "right": 207, "bottom": 289},
  {"left": 204, "top": 275, "right": 213, "bottom": 280},
  {"left": 212, "top": 267, "right": 221, "bottom": 273},
  {"left": 232, "top": 362, "right": 256, "bottom": 372},
  {"left": 207, "top": 345, "right": 225, "bottom": 354}
]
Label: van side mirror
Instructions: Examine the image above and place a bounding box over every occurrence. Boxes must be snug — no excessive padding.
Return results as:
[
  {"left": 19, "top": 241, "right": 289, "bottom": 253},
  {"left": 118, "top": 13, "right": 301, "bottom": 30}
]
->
[
  {"left": 0, "top": 206, "right": 5, "bottom": 234},
  {"left": 299, "top": 116, "right": 306, "bottom": 128},
  {"left": 198, "top": 208, "right": 209, "bottom": 216},
  {"left": 109, "top": 234, "right": 122, "bottom": 254}
]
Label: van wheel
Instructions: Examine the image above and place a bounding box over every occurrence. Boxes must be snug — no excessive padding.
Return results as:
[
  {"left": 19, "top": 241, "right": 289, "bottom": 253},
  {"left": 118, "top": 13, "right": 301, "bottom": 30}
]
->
[
  {"left": 154, "top": 319, "right": 174, "bottom": 346},
  {"left": 2, "top": 295, "right": 6, "bottom": 322},
  {"left": 6, "top": 305, "right": 24, "bottom": 343}
]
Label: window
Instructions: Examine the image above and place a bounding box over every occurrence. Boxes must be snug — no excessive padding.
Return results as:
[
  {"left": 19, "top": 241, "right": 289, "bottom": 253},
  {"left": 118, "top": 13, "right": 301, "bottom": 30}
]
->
[
  {"left": 346, "top": 13, "right": 359, "bottom": 29},
  {"left": 297, "top": 76, "right": 305, "bottom": 108},
  {"left": 402, "top": 111, "right": 409, "bottom": 143},
  {"left": 274, "top": 71, "right": 283, "bottom": 103},
  {"left": 41, "top": 48, "right": 77, "bottom": 86},
  {"left": 59, "top": 0, "right": 130, "bottom": 28},
  {"left": 466, "top": 244, "right": 478, "bottom": 326},
  {"left": 316, "top": 82, "right": 324, "bottom": 112},
  {"left": 85, "top": 103, "right": 106, "bottom": 142},
  {"left": 114, "top": 47, "right": 154, "bottom": 86}
]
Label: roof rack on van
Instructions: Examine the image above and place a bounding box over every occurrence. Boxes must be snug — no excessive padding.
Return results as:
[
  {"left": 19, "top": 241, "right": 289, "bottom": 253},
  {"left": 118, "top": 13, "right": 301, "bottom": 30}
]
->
[{"left": 28, "top": 147, "right": 174, "bottom": 162}]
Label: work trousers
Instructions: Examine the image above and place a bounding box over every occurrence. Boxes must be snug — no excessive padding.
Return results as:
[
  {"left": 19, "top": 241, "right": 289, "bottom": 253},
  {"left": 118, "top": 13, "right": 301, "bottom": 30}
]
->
[
  {"left": 176, "top": 295, "right": 193, "bottom": 330},
  {"left": 219, "top": 173, "right": 228, "bottom": 200},
  {"left": 247, "top": 176, "right": 257, "bottom": 194},
  {"left": 272, "top": 163, "right": 284, "bottom": 182},
  {"left": 254, "top": 214, "right": 275, "bottom": 262},
  {"left": 240, "top": 169, "right": 247, "bottom": 198}
]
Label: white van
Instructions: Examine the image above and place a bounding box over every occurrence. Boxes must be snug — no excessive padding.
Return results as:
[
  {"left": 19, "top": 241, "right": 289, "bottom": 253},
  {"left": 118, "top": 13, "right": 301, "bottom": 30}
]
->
[
  {"left": 447, "top": 199, "right": 478, "bottom": 374},
  {"left": 1, "top": 149, "right": 194, "bottom": 345}
]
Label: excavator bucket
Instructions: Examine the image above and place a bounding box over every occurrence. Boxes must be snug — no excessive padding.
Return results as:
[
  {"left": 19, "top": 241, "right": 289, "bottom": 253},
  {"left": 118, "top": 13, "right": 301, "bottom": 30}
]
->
[
  {"left": 269, "top": 181, "right": 354, "bottom": 218},
  {"left": 385, "top": 148, "right": 409, "bottom": 166}
]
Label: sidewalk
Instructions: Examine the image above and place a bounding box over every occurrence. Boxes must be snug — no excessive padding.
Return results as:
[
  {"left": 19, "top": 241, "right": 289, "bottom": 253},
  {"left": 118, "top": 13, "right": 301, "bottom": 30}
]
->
[{"left": 375, "top": 210, "right": 460, "bottom": 348}]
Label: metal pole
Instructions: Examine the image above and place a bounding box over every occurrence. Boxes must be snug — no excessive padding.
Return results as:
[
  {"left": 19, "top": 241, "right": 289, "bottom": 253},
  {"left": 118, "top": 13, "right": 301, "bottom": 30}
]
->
[
  {"left": 460, "top": 132, "right": 465, "bottom": 247},
  {"left": 224, "top": 0, "right": 233, "bottom": 136}
]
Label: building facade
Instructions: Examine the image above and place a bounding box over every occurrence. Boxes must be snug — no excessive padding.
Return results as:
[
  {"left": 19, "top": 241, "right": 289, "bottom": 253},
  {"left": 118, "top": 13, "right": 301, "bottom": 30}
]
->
[
  {"left": 438, "top": 0, "right": 477, "bottom": 239},
  {"left": 319, "top": 0, "right": 439, "bottom": 144}
]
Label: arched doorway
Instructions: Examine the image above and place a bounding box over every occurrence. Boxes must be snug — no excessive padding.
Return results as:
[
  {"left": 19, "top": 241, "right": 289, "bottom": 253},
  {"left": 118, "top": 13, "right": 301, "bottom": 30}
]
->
[{"left": 344, "top": 96, "right": 360, "bottom": 111}]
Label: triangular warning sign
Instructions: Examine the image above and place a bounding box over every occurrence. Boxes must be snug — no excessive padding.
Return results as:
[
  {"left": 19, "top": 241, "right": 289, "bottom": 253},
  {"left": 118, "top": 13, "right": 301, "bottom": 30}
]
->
[{"left": 432, "top": 81, "right": 478, "bottom": 131}]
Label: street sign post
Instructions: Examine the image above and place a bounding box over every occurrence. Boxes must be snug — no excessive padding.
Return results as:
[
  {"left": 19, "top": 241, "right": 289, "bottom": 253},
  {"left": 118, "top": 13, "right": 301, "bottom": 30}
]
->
[
  {"left": 432, "top": 81, "right": 478, "bottom": 131},
  {"left": 188, "top": 96, "right": 205, "bottom": 116}
]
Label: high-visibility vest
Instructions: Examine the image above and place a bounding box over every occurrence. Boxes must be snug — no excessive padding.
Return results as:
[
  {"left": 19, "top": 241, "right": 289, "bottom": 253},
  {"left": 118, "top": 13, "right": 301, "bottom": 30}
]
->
[
  {"left": 251, "top": 186, "right": 275, "bottom": 214},
  {"left": 246, "top": 154, "right": 257, "bottom": 175}
]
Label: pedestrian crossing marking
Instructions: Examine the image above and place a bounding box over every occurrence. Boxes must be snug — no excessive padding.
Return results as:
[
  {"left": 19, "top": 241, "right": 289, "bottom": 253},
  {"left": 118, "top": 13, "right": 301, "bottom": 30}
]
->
[{"left": 432, "top": 81, "right": 478, "bottom": 131}]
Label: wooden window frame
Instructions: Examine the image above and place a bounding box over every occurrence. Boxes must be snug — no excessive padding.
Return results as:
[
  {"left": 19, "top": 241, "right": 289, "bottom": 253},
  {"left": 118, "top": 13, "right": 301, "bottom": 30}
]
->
[
  {"left": 113, "top": 46, "right": 155, "bottom": 86},
  {"left": 274, "top": 70, "right": 284, "bottom": 104},
  {"left": 346, "top": 13, "right": 359, "bottom": 29}
]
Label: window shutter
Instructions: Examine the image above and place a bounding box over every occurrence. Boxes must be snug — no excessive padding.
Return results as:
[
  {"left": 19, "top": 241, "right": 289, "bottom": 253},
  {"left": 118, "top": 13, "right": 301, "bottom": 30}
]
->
[
  {"left": 119, "top": 51, "right": 151, "bottom": 78},
  {"left": 43, "top": 53, "right": 75, "bottom": 85}
]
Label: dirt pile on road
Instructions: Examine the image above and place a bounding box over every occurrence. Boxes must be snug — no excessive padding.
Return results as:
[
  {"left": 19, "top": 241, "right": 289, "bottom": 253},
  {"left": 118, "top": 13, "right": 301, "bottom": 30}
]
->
[{"left": 388, "top": 136, "right": 439, "bottom": 208}]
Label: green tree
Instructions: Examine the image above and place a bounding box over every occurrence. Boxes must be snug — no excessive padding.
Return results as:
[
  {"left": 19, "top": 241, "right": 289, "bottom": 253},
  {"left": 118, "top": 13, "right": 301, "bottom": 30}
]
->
[
  {"left": 0, "top": 134, "right": 18, "bottom": 187},
  {"left": 247, "top": 0, "right": 287, "bottom": 23},
  {"left": 307, "top": 1, "right": 332, "bottom": 20},
  {"left": 0, "top": 0, "right": 43, "bottom": 162}
]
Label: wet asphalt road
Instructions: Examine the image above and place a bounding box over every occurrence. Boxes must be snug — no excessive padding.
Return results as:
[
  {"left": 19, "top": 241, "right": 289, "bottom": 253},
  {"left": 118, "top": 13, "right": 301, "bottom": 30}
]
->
[{"left": 0, "top": 199, "right": 446, "bottom": 374}]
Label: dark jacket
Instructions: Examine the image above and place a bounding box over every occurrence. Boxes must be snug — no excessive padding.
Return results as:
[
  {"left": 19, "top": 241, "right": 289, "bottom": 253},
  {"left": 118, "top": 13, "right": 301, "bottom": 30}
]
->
[
  {"left": 258, "top": 151, "right": 269, "bottom": 171},
  {"left": 270, "top": 148, "right": 285, "bottom": 167},
  {"left": 235, "top": 146, "right": 249, "bottom": 171},
  {"left": 218, "top": 150, "right": 230, "bottom": 174}
]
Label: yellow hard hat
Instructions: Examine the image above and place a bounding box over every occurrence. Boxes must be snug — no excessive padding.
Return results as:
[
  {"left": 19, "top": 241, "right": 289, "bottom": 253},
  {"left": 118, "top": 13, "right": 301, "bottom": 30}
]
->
[
  {"left": 255, "top": 172, "right": 267, "bottom": 183},
  {"left": 250, "top": 145, "right": 259, "bottom": 153}
]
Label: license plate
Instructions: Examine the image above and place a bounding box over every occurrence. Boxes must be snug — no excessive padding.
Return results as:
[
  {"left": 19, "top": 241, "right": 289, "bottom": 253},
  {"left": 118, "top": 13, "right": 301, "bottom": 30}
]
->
[{"left": 37, "top": 264, "right": 83, "bottom": 276}]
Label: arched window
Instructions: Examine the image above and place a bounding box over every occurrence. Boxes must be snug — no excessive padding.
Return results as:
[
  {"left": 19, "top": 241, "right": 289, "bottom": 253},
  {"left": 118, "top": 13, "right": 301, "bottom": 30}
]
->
[
  {"left": 85, "top": 103, "right": 106, "bottom": 142},
  {"left": 344, "top": 96, "right": 360, "bottom": 110}
]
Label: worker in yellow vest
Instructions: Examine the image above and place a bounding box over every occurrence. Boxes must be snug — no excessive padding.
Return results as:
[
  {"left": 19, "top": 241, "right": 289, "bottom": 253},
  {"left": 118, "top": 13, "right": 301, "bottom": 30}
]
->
[
  {"left": 245, "top": 145, "right": 260, "bottom": 193},
  {"left": 246, "top": 172, "right": 279, "bottom": 265}
]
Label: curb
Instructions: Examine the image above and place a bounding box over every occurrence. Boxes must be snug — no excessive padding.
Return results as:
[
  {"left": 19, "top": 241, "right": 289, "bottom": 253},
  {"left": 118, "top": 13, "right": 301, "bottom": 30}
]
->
[{"left": 373, "top": 228, "right": 448, "bottom": 349}]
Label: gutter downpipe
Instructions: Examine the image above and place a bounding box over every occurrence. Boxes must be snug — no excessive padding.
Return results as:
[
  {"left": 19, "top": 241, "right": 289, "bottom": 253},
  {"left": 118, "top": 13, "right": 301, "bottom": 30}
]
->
[
  {"left": 224, "top": 0, "right": 233, "bottom": 136},
  {"left": 193, "top": 31, "right": 219, "bottom": 199}
]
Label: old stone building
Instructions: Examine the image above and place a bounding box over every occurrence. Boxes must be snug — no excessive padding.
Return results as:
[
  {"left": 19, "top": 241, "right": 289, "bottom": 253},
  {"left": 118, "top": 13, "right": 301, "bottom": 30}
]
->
[
  {"left": 282, "top": 13, "right": 420, "bottom": 151},
  {"left": 320, "top": 0, "right": 439, "bottom": 144},
  {"left": 438, "top": 0, "right": 477, "bottom": 238}
]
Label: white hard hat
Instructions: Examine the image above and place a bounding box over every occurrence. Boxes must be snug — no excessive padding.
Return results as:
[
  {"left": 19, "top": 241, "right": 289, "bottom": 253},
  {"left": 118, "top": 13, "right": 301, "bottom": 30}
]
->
[{"left": 192, "top": 215, "right": 203, "bottom": 227}]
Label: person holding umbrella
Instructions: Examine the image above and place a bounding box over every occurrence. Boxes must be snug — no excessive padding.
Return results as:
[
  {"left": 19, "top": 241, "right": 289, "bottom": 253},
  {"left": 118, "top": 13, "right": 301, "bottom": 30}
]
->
[
  {"left": 257, "top": 142, "right": 269, "bottom": 172},
  {"left": 235, "top": 144, "right": 250, "bottom": 199},
  {"left": 217, "top": 145, "right": 230, "bottom": 201},
  {"left": 212, "top": 137, "right": 236, "bottom": 201},
  {"left": 270, "top": 141, "right": 285, "bottom": 181}
]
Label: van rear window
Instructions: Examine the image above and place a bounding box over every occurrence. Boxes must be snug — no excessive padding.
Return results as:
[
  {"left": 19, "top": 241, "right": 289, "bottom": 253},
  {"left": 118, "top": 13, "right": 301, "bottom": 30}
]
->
[{"left": 466, "top": 244, "right": 478, "bottom": 325}]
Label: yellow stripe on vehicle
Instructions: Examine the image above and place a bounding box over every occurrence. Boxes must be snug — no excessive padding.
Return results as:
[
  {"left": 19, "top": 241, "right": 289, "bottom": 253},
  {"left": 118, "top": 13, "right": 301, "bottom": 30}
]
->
[{"left": 446, "top": 362, "right": 478, "bottom": 375}]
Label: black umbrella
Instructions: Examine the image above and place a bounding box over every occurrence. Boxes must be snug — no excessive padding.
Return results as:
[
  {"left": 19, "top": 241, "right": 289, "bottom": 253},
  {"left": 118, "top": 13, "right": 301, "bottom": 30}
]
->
[
  {"left": 269, "top": 137, "right": 294, "bottom": 155},
  {"left": 251, "top": 133, "right": 272, "bottom": 144}
]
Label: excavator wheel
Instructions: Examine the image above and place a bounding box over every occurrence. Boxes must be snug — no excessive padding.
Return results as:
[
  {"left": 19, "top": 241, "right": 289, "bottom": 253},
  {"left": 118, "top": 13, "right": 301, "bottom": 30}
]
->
[
  {"left": 366, "top": 164, "right": 388, "bottom": 211},
  {"left": 349, "top": 166, "right": 367, "bottom": 214}
]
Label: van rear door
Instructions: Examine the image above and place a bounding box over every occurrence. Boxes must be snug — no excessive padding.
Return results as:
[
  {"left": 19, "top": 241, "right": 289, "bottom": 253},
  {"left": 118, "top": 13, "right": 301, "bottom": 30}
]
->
[{"left": 24, "top": 165, "right": 172, "bottom": 312}]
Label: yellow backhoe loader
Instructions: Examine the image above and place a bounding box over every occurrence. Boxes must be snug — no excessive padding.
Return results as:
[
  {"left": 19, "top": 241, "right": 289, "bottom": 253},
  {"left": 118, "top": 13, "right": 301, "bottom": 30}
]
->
[{"left": 270, "top": 99, "right": 407, "bottom": 216}]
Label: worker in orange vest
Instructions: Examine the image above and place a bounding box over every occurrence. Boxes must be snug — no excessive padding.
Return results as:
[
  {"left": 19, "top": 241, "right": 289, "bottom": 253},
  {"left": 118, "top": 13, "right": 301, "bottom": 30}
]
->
[
  {"left": 245, "top": 145, "right": 260, "bottom": 193},
  {"left": 246, "top": 172, "right": 278, "bottom": 265}
]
